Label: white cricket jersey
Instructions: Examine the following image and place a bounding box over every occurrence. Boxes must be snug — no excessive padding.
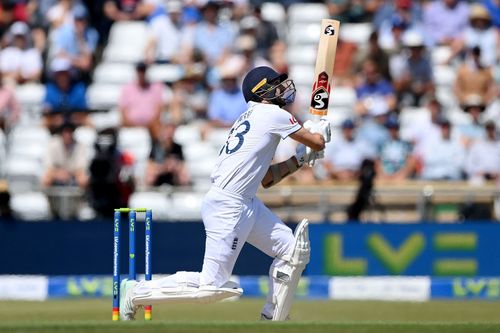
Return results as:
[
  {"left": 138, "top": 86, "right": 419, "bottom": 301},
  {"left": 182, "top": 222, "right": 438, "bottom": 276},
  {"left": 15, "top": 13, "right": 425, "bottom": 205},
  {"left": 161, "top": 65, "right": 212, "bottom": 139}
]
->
[{"left": 210, "top": 101, "right": 301, "bottom": 197}]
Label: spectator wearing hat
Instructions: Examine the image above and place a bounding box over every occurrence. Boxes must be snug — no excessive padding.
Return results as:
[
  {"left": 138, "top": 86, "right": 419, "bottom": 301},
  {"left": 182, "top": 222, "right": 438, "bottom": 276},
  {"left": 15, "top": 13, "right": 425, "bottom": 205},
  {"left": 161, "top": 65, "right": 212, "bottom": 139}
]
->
[
  {"left": 423, "top": 0, "right": 469, "bottom": 46},
  {"left": 465, "top": 121, "right": 500, "bottom": 182},
  {"left": 52, "top": 4, "right": 98, "bottom": 77},
  {"left": 450, "top": 4, "right": 498, "bottom": 67},
  {"left": 43, "top": 57, "right": 88, "bottom": 132},
  {"left": 454, "top": 46, "right": 495, "bottom": 106},
  {"left": 119, "top": 61, "right": 164, "bottom": 138},
  {"left": 374, "top": 0, "right": 422, "bottom": 30},
  {"left": 185, "top": 1, "right": 234, "bottom": 66},
  {"left": 455, "top": 95, "right": 488, "bottom": 147},
  {"left": 42, "top": 121, "right": 90, "bottom": 189},
  {"left": 390, "top": 30, "right": 434, "bottom": 107},
  {"left": 376, "top": 118, "right": 416, "bottom": 181},
  {"left": 145, "top": 122, "right": 190, "bottom": 187},
  {"left": 377, "top": 0, "right": 424, "bottom": 51},
  {"left": 416, "top": 118, "right": 466, "bottom": 180},
  {"left": 169, "top": 64, "right": 209, "bottom": 123},
  {"left": 0, "top": 21, "right": 43, "bottom": 85},
  {"left": 207, "top": 65, "right": 247, "bottom": 128},
  {"left": 355, "top": 58, "right": 396, "bottom": 117},
  {"left": 323, "top": 119, "right": 374, "bottom": 181}
]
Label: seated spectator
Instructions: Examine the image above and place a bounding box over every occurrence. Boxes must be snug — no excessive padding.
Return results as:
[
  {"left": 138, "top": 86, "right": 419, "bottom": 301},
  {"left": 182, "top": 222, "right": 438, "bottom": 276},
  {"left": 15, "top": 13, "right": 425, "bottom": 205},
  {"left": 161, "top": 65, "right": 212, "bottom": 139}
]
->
[
  {"left": 465, "top": 121, "right": 500, "bottom": 182},
  {"left": 0, "top": 73, "right": 20, "bottom": 131},
  {"left": 145, "top": 123, "right": 190, "bottom": 187},
  {"left": 185, "top": 1, "right": 234, "bottom": 66},
  {"left": 376, "top": 118, "right": 416, "bottom": 181},
  {"left": 46, "top": 0, "right": 82, "bottom": 29},
  {"left": 119, "top": 61, "right": 163, "bottom": 137},
  {"left": 42, "top": 122, "right": 89, "bottom": 189},
  {"left": 43, "top": 57, "right": 88, "bottom": 132},
  {"left": 390, "top": 30, "right": 434, "bottom": 107},
  {"left": 423, "top": 0, "right": 469, "bottom": 47},
  {"left": 0, "top": 21, "right": 43, "bottom": 85},
  {"left": 355, "top": 59, "right": 396, "bottom": 117},
  {"left": 328, "top": 0, "right": 376, "bottom": 23},
  {"left": 236, "top": 34, "right": 271, "bottom": 76},
  {"left": 401, "top": 98, "right": 443, "bottom": 150},
  {"left": 143, "top": 0, "right": 181, "bottom": 64},
  {"left": 169, "top": 64, "right": 209, "bottom": 123},
  {"left": 333, "top": 35, "right": 358, "bottom": 85},
  {"left": 355, "top": 31, "right": 391, "bottom": 81},
  {"left": 373, "top": 0, "right": 422, "bottom": 30},
  {"left": 239, "top": 6, "right": 279, "bottom": 59},
  {"left": 52, "top": 5, "right": 98, "bottom": 77},
  {"left": 207, "top": 66, "right": 247, "bottom": 128},
  {"left": 89, "top": 127, "right": 135, "bottom": 218},
  {"left": 378, "top": 0, "right": 423, "bottom": 51},
  {"left": 454, "top": 46, "right": 495, "bottom": 105},
  {"left": 455, "top": 95, "right": 487, "bottom": 147},
  {"left": 378, "top": 13, "right": 410, "bottom": 52},
  {"left": 323, "top": 119, "right": 374, "bottom": 181},
  {"left": 451, "top": 4, "right": 497, "bottom": 67},
  {"left": 356, "top": 99, "right": 390, "bottom": 154},
  {"left": 416, "top": 118, "right": 465, "bottom": 180}
]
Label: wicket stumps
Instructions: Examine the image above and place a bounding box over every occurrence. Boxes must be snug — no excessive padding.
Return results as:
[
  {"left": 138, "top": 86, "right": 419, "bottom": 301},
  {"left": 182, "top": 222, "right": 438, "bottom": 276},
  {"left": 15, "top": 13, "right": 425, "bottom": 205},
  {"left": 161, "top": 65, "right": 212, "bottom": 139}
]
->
[{"left": 113, "top": 208, "right": 153, "bottom": 321}]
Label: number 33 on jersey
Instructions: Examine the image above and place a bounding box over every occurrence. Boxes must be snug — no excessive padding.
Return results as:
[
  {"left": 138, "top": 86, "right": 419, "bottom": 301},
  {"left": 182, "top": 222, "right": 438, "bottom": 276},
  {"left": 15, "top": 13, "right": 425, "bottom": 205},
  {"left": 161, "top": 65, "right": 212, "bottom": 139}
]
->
[{"left": 211, "top": 102, "right": 302, "bottom": 197}]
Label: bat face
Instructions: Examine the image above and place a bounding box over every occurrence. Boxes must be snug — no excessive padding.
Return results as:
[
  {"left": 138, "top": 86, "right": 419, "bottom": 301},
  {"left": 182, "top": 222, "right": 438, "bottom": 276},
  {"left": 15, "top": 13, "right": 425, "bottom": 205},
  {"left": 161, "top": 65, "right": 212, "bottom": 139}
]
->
[{"left": 309, "top": 20, "right": 340, "bottom": 118}]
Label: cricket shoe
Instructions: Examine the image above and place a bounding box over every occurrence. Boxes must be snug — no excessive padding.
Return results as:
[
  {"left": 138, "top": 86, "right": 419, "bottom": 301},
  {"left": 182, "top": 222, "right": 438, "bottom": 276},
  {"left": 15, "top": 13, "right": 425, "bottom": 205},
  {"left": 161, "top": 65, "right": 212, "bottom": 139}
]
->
[
  {"left": 120, "top": 279, "right": 139, "bottom": 321},
  {"left": 260, "top": 313, "right": 290, "bottom": 321}
]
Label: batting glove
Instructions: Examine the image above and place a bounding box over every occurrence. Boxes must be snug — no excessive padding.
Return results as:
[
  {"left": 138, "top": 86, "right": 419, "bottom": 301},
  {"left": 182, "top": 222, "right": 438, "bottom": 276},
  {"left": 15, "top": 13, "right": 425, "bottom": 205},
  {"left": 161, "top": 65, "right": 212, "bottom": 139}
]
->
[
  {"left": 295, "top": 143, "right": 318, "bottom": 167},
  {"left": 303, "top": 118, "right": 331, "bottom": 143}
]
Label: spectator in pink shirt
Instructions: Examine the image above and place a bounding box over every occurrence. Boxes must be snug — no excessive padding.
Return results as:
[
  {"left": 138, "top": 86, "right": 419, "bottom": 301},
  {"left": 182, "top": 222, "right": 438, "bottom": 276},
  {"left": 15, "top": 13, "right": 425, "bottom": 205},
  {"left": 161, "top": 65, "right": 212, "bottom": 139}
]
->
[{"left": 119, "top": 61, "right": 164, "bottom": 138}]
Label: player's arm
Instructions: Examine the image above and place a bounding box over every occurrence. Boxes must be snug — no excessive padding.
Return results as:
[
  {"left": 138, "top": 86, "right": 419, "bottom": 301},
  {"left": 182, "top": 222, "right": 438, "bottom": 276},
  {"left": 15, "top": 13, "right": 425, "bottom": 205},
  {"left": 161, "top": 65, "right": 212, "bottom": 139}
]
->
[
  {"left": 261, "top": 158, "right": 299, "bottom": 189},
  {"left": 289, "top": 127, "right": 325, "bottom": 152},
  {"left": 261, "top": 128, "right": 325, "bottom": 188}
]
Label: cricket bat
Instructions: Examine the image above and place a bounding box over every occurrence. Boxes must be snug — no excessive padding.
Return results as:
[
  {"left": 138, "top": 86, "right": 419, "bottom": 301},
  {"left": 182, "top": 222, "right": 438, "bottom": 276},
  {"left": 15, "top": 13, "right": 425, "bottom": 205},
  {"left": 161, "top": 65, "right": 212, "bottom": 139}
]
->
[{"left": 309, "top": 19, "right": 340, "bottom": 120}]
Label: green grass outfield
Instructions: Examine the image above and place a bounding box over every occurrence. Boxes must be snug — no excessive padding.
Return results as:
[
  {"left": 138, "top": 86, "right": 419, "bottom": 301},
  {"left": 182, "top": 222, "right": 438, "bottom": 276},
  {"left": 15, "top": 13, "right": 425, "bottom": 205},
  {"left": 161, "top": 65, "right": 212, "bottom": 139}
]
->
[{"left": 1, "top": 299, "right": 499, "bottom": 333}]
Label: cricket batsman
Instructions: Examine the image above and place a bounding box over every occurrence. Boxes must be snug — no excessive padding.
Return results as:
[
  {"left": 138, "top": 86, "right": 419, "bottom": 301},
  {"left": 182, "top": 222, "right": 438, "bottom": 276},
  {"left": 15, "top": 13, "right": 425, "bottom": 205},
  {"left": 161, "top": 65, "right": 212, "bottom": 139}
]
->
[{"left": 120, "top": 66, "right": 330, "bottom": 321}]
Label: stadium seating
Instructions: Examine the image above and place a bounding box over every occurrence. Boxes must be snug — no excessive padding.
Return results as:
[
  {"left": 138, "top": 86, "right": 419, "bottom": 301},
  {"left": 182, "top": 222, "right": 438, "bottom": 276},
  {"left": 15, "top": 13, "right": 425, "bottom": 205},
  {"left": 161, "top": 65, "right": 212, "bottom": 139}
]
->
[
  {"left": 87, "top": 84, "right": 122, "bottom": 110},
  {"left": 93, "top": 63, "right": 136, "bottom": 85},
  {"left": 340, "top": 23, "right": 373, "bottom": 45},
  {"left": 10, "top": 192, "right": 51, "bottom": 220},
  {"left": 288, "top": 3, "right": 329, "bottom": 24},
  {"left": 128, "top": 191, "right": 172, "bottom": 220}
]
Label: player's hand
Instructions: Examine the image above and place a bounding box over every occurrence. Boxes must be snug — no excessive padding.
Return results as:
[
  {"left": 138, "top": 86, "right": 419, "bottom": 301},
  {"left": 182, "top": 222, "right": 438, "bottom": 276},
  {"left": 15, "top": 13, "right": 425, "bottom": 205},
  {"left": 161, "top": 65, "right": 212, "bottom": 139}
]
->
[
  {"left": 303, "top": 118, "right": 331, "bottom": 143},
  {"left": 295, "top": 143, "right": 317, "bottom": 167}
]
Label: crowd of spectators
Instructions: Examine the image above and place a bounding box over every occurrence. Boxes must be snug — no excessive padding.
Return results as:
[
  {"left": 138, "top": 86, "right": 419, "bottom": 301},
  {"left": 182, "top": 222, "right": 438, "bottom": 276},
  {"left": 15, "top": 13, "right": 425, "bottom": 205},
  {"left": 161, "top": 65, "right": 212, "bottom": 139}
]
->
[{"left": 0, "top": 0, "right": 498, "bottom": 219}]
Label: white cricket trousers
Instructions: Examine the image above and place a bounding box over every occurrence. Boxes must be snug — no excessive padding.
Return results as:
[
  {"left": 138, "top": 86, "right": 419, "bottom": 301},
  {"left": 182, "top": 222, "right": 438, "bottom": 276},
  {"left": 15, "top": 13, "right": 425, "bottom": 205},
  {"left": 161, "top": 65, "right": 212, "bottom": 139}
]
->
[{"left": 200, "top": 186, "right": 295, "bottom": 287}]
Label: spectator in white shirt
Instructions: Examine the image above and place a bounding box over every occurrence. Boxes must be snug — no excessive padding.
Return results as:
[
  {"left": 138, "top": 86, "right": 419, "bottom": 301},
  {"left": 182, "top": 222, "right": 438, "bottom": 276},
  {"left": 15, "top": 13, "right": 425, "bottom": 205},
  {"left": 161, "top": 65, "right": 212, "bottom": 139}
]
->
[
  {"left": 417, "top": 118, "right": 466, "bottom": 180},
  {"left": 143, "top": 0, "right": 181, "bottom": 64},
  {"left": 323, "top": 119, "right": 374, "bottom": 181},
  {"left": 466, "top": 121, "right": 500, "bottom": 181},
  {"left": 0, "top": 22, "right": 43, "bottom": 85}
]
